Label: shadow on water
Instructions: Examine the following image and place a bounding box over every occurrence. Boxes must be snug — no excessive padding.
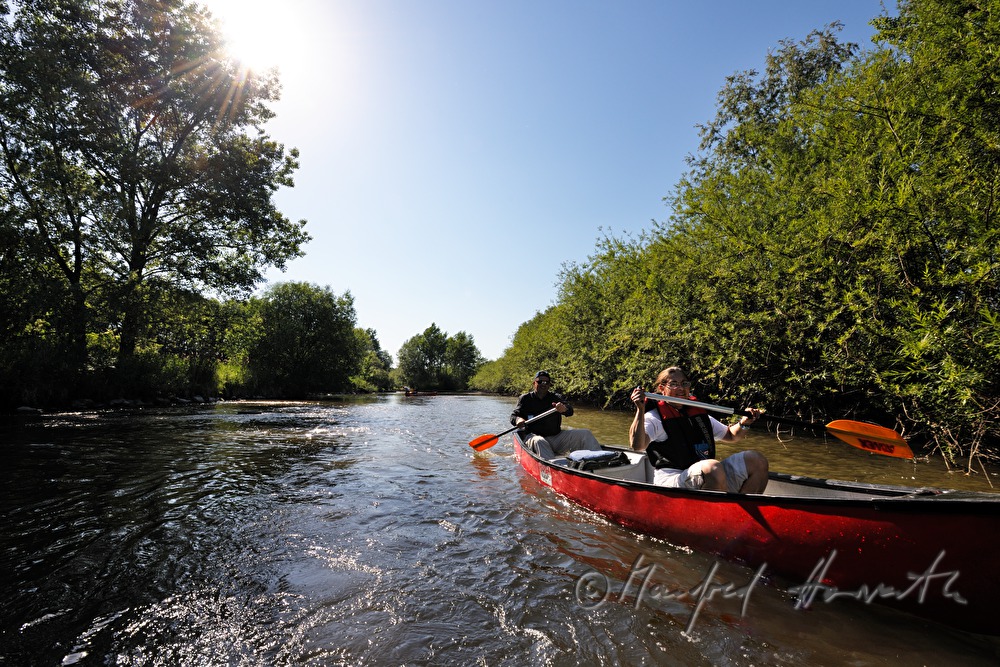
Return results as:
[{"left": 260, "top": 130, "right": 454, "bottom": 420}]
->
[{"left": 1, "top": 395, "right": 998, "bottom": 665}]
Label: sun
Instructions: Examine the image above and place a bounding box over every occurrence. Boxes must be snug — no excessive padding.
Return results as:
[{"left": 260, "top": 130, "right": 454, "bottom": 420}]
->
[
  {"left": 204, "top": 0, "right": 309, "bottom": 74},
  {"left": 200, "top": 0, "right": 364, "bottom": 125}
]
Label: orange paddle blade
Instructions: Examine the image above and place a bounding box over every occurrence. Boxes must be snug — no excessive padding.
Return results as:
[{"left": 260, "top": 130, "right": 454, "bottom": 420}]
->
[
  {"left": 469, "top": 434, "right": 500, "bottom": 451},
  {"left": 825, "top": 420, "right": 914, "bottom": 459}
]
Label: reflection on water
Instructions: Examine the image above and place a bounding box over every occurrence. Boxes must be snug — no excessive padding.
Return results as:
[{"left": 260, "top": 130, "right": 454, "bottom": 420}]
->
[
  {"left": 470, "top": 454, "right": 501, "bottom": 481},
  {"left": 2, "top": 395, "right": 998, "bottom": 666}
]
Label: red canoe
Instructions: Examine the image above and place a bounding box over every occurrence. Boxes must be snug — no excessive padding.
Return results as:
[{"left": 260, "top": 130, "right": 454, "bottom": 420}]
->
[{"left": 512, "top": 431, "right": 1000, "bottom": 635}]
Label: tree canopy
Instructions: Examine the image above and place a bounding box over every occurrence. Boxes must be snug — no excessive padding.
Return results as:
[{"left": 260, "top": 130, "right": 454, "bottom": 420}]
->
[
  {"left": 396, "top": 324, "right": 484, "bottom": 391},
  {"left": 0, "top": 0, "right": 307, "bottom": 402},
  {"left": 352, "top": 327, "right": 394, "bottom": 392},
  {"left": 247, "top": 282, "right": 360, "bottom": 397}
]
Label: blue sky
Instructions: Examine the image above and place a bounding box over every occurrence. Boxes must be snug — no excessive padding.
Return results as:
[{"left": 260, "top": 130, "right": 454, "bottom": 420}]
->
[{"left": 206, "top": 0, "right": 891, "bottom": 361}]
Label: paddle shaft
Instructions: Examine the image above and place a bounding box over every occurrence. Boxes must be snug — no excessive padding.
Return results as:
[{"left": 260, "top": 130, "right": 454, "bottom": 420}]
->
[
  {"left": 477, "top": 408, "right": 559, "bottom": 446},
  {"left": 643, "top": 391, "right": 895, "bottom": 434},
  {"left": 644, "top": 392, "right": 736, "bottom": 415},
  {"left": 642, "top": 391, "right": 913, "bottom": 457}
]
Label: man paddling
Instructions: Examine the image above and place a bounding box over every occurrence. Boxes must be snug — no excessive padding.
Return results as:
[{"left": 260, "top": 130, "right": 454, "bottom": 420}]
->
[
  {"left": 511, "top": 370, "right": 603, "bottom": 459},
  {"left": 629, "top": 366, "right": 769, "bottom": 493}
]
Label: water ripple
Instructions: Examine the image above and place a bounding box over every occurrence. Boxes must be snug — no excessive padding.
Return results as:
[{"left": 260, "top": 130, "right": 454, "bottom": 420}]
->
[{"left": 2, "top": 397, "right": 998, "bottom": 665}]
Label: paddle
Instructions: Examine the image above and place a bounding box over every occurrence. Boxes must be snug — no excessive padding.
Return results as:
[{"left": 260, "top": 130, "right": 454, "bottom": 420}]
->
[
  {"left": 468, "top": 408, "right": 559, "bottom": 452},
  {"left": 643, "top": 392, "right": 914, "bottom": 459}
]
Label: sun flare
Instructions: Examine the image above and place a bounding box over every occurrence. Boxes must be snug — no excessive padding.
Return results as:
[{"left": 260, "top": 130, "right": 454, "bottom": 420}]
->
[
  {"left": 201, "top": 0, "right": 364, "bottom": 125},
  {"left": 205, "top": 0, "right": 309, "bottom": 74}
]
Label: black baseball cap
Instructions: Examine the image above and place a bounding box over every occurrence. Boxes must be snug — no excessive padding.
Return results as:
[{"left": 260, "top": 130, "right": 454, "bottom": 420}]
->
[{"left": 534, "top": 370, "right": 551, "bottom": 379}]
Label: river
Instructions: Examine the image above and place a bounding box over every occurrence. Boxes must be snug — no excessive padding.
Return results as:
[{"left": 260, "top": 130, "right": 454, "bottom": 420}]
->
[{"left": 2, "top": 394, "right": 998, "bottom": 666}]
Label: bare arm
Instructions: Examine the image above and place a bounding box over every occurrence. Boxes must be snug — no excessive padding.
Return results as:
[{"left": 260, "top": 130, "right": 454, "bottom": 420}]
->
[
  {"left": 718, "top": 408, "right": 764, "bottom": 442},
  {"left": 629, "top": 386, "right": 650, "bottom": 452}
]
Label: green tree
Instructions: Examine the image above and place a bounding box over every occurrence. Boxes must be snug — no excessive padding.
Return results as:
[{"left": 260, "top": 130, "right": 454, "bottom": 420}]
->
[
  {"left": 660, "top": 23, "right": 865, "bottom": 413},
  {"left": 247, "top": 282, "right": 360, "bottom": 397},
  {"left": 555, "top": 232, "right": 654, "bottom": 404},
  {"left": 396, "top": 323, "right": 448, "bottom": 389},
  {"left": 470, "top": 308, "right": 567, "bottom": 395},
  {"left": 443, "top": 331, "right": 483, "bottom": 390},
  {"left": 397, "top": 324, "right": 484, "bottom": 390},
  {"left": 215, "top": 297, "right": 264, "bottom": 397},
  {"left": 116, "top": 289, "right": 232, "bottom": 398},
  {"left": 857, "top": 0, "right": 1000, "bottom": 461},
  {"left": 0, "top": 0, "right": 308, "bottom": 384},
  {"left": 352, "top": 327, "right": 393, "bottom": 392}
]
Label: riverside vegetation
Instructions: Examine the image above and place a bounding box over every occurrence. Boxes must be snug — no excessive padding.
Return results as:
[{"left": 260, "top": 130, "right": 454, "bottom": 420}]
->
[{"left": 469, "top": 1, "right": 1000, "bottom": 468}]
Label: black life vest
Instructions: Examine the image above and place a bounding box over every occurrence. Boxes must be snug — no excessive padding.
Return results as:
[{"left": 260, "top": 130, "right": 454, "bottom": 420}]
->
[{"left": 645, "top": 399, "right": 717, "bottom": 470}]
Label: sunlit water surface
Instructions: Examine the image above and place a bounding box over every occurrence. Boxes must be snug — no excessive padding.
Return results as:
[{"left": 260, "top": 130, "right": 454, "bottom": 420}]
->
[{"left": 2, "top": 394, "right": 998, "bottom": 665}]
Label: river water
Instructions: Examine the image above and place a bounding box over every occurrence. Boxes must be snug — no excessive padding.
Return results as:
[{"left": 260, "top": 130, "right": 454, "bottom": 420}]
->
[{"left": 2, "top": 394, "right": 998, "bottom": 666}]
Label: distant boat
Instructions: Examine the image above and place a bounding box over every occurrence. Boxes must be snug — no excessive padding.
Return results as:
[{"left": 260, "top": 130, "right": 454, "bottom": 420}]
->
[
  {"left": 403, "top": 388, "right": 437, "bottom": 397},
  {"left": 512, "top": 431, "right": 1000, "bottom": 635}
]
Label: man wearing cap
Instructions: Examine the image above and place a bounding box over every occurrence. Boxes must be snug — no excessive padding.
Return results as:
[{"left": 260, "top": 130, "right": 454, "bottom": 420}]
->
[{"left": 510, "top": 371, "right": 603, "bottom": 459}]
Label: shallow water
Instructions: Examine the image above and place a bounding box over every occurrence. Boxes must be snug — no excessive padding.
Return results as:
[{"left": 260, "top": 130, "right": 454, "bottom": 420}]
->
[{"left": 2, "top": 394, "right": 998, "bottom": 665}]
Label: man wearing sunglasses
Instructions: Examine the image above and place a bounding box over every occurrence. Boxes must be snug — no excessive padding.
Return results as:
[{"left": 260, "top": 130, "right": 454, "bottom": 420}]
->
[
  {"left": 629, "top": 366, "right": 769, "bottom": 493},
  {"left": 510, "top": 370, "right": 603, "bottom": 459}
]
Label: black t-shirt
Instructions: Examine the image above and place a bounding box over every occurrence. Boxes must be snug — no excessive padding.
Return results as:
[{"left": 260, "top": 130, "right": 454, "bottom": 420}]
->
[{"left": 510, "top": 391, "right": 573, "bottom": 437}]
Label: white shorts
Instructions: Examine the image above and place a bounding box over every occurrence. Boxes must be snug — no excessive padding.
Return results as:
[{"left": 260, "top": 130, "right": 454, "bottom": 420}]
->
[{"left": 652, "top": 451, "right": 750, "bottom": 493}]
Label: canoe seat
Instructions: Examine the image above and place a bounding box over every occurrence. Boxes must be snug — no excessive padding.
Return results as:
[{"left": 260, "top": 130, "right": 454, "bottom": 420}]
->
[{"left": 587, "top": 450, "right": 653, "bottom": 483}]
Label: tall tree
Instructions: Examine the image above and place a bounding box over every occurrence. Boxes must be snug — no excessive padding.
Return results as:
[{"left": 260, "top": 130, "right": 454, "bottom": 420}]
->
[
  {"left": 396, "top": 323, "right": 448, "bottom": 389},
  {"left": 397, "top": 324, "right": 485, "bottom": 390},
  {"left": 0, "top": 0, "right": 308, "bottom": 375},
  {"left": 443, "top": 331, "right": 483, "bottom": 390},
  {"left": 247, "top": 282, "right": 360, "bottom": 398},
  {"left": 352, "top": 327, "right": 393, "bottom": 392},
  {"left": 470, "top": 308, "right": 567, "bottom": 395},
  {"left": 858, "top": 0, "right": 1000, "bottom": 459}
]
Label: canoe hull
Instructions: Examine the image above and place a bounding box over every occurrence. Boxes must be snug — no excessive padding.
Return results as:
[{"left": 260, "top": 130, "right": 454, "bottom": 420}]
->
[{"left": 512, "top": 432, "right": 1000, "bottom": 635}]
